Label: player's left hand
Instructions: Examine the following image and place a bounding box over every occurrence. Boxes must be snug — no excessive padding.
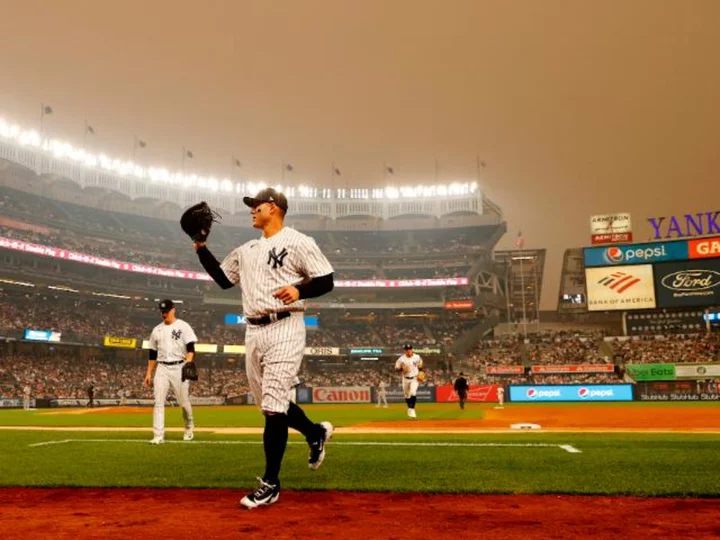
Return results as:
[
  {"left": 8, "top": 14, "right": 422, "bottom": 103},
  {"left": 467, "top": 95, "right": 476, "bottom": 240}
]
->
[{"left": 273, "top": 285, "right": 300, "bottom": 305}]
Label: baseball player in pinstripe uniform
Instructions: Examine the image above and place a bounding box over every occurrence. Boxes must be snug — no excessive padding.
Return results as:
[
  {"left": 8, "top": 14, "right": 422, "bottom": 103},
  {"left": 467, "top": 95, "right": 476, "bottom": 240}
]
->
[
  {"left": 145, "top": 300, "right": 197, "bottom": 444},
  {"left": 193, "top": 187, "right": 335, "bottom": 509}
]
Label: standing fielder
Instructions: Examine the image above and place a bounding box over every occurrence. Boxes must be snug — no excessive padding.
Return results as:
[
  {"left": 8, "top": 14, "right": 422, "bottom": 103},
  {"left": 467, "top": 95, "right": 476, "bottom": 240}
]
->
[
  {"left": 395, "top": 344, "right": 423, "bottom": 418},
  {"left": 145, "top": 300, "right": 197, "bottom": 444},
  {"left": 497, "top": 386, "right": 505, "bottom": 408},
  {"left": 192, "top": 187, "right": 335, "bottom": 509},
  {"left": 376, "top": 380, "right": 388, "bottom": 408},
  {"left": 23, "top": 384, "right": 31, "bottom": 411}
]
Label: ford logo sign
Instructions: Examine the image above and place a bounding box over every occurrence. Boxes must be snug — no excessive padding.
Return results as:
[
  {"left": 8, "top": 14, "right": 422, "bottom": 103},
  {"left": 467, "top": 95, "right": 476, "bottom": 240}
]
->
[{"left": 661, "top": 270, "right": 720, "bottom": 291}]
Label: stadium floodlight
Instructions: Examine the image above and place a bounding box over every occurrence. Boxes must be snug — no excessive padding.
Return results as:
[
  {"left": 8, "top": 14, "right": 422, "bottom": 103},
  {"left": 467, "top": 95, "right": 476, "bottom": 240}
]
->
[{"left": 0, "top": 115, "right": 484, "bottom": 200}]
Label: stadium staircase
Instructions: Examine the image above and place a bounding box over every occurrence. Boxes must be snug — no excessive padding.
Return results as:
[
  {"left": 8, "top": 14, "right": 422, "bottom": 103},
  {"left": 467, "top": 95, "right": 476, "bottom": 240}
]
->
[{"left": 449, "top": 313, "right": 501, "bottom": 357}]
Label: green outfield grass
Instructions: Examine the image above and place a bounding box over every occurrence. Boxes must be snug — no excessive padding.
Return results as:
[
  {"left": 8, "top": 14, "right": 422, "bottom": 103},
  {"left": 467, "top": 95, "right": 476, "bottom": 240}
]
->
[
  {"left": 1, "top": 430, "right": 719, "bottom": 496},
  {"left": 0, "top": 404, "right": 487, "bottom": 427}
]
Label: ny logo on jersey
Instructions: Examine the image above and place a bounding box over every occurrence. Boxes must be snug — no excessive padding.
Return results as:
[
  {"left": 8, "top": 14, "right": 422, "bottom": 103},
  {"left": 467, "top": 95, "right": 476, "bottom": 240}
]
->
[
  {"left": 267, "top": 247, "right": 289, "bottom": 269},
  {"left": 171, "top": 329, "right": 182, "bottom": 341}
]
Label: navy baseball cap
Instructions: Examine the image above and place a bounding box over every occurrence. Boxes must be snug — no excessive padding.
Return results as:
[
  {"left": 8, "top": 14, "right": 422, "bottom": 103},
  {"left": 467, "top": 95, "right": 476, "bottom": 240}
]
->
[
  {"left": 158, "top": 299, "right": 175, "bottom": 312},
  {"left": 243, "top": 187, "right": 288, "bottom": 213},
  {"left": 403, "top": 344, "right": 413, "bottom": 350}
]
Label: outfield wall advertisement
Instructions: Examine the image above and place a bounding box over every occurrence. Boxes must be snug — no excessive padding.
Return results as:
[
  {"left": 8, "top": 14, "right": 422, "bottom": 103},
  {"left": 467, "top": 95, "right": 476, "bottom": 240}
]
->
[
  {"left": 509, "top": 384, "right": 634, "bottom": 402},
  {"left": 636, "top": 381, "right": 720, "bottom": 401},
  {"left": 312, "top": 386, "right": 372, "bottom": 403},
  {"left": 381, "top": 386, "right": 436, "bottom": 403},
  {"left": 435, "top": 384, "right": 501, "bottom": 403}
]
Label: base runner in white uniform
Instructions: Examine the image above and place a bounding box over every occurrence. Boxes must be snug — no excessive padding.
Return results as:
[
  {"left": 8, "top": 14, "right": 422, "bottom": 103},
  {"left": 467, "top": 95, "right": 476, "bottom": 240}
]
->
[
  {"left": 395, "top": 344, "right": 423, "bottom": 419},
  {"left": 193, "top": 187, "right": 335, "bottom": 509},
  {"left": 145, "top": 300, "right": 197, "bottom": 444}
]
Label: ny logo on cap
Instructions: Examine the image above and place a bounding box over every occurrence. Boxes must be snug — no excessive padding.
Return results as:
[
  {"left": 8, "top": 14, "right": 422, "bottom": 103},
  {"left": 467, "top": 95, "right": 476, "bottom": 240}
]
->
[
  {"left": 267, "top": 247, "right": 289, "bottom": 269},
  {"left": 171, "top": 329, "right": 182, "bottom": 341}
]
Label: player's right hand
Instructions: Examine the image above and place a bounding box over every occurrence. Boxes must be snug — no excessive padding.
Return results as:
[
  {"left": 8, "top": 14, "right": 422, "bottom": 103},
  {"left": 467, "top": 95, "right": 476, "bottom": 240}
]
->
[{"left": 144, "top": 373, "right": 152, "bottom": 388}]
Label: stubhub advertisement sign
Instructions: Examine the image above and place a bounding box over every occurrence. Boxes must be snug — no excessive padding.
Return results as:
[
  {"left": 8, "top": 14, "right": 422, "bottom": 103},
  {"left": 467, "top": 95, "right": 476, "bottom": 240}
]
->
[
  {"left": 584, "top": 241, "right": 689, "bottom": 267},
  {"left": 509, "top": 384, "right": 634, "bottom": 402}
]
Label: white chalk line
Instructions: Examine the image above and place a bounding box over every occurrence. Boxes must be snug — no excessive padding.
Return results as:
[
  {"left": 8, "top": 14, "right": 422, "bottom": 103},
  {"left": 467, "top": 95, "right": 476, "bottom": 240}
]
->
[{"left": 28, "top": 439, "right": 581, "bottom": 453}]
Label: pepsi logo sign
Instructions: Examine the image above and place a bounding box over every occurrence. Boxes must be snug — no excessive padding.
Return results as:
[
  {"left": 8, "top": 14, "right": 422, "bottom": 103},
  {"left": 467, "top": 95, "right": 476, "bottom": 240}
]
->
[{"left": 578, "top": 387, "right": 589, "bottom": 398}]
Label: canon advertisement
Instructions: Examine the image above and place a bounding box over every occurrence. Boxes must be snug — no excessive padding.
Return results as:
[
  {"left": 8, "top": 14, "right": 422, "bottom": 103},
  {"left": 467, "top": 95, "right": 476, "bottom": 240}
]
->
[
  {"left": 509, "top": 384, "right": 634, "bottom": 402},
  {"left": 585, "top": 265, "right": 656, "bottom": 311},
  {"left": 654, "top": 259, "right": 720, "bottom": 308}
]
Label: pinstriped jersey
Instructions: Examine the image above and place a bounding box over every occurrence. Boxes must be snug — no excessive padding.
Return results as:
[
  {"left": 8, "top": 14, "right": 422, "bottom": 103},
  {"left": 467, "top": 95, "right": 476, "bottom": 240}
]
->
[
  {"left": 149, "top": 319, "right": 197, "bottom": 363},
  {"left": 395, "top": 354, "right": 423, "bottom": 377},
  {"left": 219, "top": 227, "right": 334, "bottom": 318}
]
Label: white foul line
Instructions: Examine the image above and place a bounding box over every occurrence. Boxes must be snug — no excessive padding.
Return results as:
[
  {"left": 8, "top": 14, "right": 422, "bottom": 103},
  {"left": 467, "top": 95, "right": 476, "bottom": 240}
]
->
[{"left": 29, "top": 439, "right": 582, "bottom": 453}]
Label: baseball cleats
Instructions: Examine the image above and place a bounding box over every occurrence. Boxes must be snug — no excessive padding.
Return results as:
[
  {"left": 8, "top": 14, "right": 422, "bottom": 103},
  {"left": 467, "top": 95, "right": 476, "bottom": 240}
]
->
[
  {"left": 240, "top": 478, "right": 280, "bottom": 509},
  {"left": 183, "top": 431, "right": 194, "bottom": 441},
  {"left": 308, "top": 421, "right": 333, "bottom": 470},
  {"left": 149, "top": 437, "right": 164, "bottom": 445},
  {"left": 407, "top": 408, "right": 417, "bottom": 419}
]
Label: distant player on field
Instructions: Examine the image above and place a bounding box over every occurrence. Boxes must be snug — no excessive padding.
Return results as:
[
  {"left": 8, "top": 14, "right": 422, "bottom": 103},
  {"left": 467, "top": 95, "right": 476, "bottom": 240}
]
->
[
  {"left": 395, "top": 344, "right": 423, "bottom": 418},
  {"left": 145, "top": 300, "right": 197, "bottom": 445},
  {"left": 23, "top": 384, "right": 31, "bottom": 411},
  {"left": 497, "top": 386, "right": 505, "bottom": 408},
  {"left": 376, "top": 380, "right": 388, "bottom": 408}
]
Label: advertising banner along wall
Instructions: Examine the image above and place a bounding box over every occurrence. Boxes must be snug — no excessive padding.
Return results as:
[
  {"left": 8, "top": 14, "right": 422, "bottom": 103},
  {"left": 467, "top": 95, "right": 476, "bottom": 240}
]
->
[
  {"left": 585, "top": 264, "right": 657, "bottom": 311},
  {"left": 636, "top": 381, "right": 720, "bottom": 401},
  {"left": 509, "top": 384, "right": 634, "bottom": 402},
  {"left": 486, "top": 366, "right": 525, "bottom": 375},
  {"left": 625, "top": 364, "right": 676, "bottom": 381},
  {"left": 530, "top": 364, "right": 614, "bottom": 374},
  {"left": 382, "top": 386, "right": 436, "bottom": 403},
  {"left": 312, "top": 386, "right": 372, "bottom": 403},
  {"left": 583, "top": 241, "right": 689, "bottom": 267},
  {"left": 103, "top": 336, "right": 137, "bottom": 349},
  {"left": 436, "top": 384, "right": 502, "bottom": 403},
  {"left": 675, "top": 364, "right": 720, "bottom": 378},
  {"left": 653, "top": 259, "right": 720, "bottom": 308}
]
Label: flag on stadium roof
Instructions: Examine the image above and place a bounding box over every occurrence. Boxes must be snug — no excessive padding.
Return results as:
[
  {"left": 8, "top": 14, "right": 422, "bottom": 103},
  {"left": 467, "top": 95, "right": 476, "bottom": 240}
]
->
[{"left": 515, "top": 230, "right": 525, "bottom": 249}]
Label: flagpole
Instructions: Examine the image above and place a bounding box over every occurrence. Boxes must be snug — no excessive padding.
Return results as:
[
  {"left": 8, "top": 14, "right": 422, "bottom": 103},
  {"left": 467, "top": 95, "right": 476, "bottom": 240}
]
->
[
  {"left": 519, "top": 249, "right": 527, "bottom": 339},
  {"left": 533, "top": 256, "right": 541, "bottom": 333}
]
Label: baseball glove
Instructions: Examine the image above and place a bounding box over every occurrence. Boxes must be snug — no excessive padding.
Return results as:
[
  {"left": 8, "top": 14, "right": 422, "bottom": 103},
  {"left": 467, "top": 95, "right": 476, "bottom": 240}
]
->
[
  {"left": 417, "top": 371, "right": 427, "bottom": 383},
  {"left": 181, "top": 362, "right": 198, "bottom": 382},
  {"left": 180, "top": 202, "right": 222, "bottom": 242}
]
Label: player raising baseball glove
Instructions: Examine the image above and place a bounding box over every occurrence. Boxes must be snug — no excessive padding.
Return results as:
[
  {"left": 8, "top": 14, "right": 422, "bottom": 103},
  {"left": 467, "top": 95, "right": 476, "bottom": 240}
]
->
[
  {"left": 417, "top": 370, "right": 427, "bottom": 383},
  {"left": 181, "top": 362, "right": 198, "bottom": 382},
  {"left": 180, "top": 202, "right": 222, "bottom": 242}
]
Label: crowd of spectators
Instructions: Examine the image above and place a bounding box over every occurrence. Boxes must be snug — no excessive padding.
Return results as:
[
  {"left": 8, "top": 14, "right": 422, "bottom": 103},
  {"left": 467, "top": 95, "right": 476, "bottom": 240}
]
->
[
  {"left": 610, "top": 334, "right": 720, "bottom": 364},
  {"left": 0, "top": 354, "right": 249, "bottom": 400},
  {"left": 527, "top": 335, "right": 610, "bottom": 365}
]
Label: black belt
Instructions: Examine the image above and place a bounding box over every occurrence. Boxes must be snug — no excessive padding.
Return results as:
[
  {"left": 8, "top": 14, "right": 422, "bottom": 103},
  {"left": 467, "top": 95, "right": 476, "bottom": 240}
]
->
[
  {"left": 405, "top": 376, "right": 416, "bottom": 380},
  {"left": 158, "top": 361, "right": 184, "bottom": 366},
  {"left": 247, "top": 311, "right": 292, "bottom": 326}
]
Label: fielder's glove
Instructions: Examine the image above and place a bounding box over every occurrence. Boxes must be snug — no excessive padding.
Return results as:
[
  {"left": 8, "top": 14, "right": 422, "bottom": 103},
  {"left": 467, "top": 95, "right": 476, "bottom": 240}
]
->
[
  {"left": 181, "top": 362, "right": 199, "bottom": 382},
  {"left": 417, "top": 371, "right": 427, "bottom": 383},
  {"left": 180, "top": 202, "right": 222, "bottom": 242}
]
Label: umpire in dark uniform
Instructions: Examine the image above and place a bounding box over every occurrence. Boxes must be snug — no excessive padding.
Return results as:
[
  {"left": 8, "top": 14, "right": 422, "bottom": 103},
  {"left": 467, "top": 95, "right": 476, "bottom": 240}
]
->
[{"left": 453, "top": 373, "right": 469, "bottom": 409}]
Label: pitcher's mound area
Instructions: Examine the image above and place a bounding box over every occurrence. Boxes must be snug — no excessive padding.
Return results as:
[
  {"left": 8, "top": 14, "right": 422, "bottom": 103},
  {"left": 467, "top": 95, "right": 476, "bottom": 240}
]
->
[{"left": 1, "top": 488, "right": 718, "bottom": 539}]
